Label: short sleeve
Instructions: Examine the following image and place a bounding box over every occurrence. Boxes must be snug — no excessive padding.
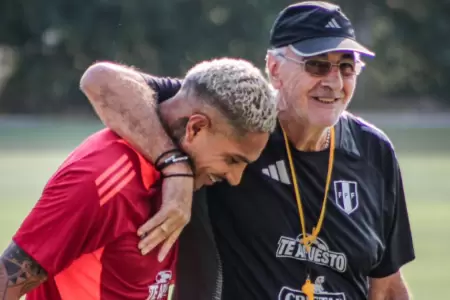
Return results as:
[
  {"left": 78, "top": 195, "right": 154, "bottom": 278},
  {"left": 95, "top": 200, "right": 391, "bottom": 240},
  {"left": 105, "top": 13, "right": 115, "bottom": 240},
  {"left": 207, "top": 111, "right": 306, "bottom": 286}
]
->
[
  {"left": 13, "top": 168, "right": 103, "bottom": 275},
  {"left": 369, "top": 152, "right": 416, "bottom": 278},
  {"left": 12, "top": 138, "right": 150, "bottom": 276},
  {"left": 141, "top": 74, "right": 182, "bottom": 103}
]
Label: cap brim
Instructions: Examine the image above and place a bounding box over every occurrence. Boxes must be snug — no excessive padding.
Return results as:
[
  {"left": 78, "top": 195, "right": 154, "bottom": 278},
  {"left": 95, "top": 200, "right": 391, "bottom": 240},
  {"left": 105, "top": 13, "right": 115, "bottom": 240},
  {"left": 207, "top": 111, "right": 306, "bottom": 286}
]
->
[{"left": 291, "top": 36, "right": 375, "bottom": 57}]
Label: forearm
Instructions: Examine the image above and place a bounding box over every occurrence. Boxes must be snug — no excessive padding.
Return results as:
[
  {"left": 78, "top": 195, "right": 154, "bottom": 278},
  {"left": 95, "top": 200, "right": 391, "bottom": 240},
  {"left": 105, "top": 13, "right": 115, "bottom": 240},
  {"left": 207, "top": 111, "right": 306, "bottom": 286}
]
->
[
  {"left": 369, "top": 287, "right": 410, "bottom": 300},
  {"left": 369, "top": 272, "right": 411, "bottom": 300},
  {"left": 80, "top": 62, "right": 186, "bottom": 168}
]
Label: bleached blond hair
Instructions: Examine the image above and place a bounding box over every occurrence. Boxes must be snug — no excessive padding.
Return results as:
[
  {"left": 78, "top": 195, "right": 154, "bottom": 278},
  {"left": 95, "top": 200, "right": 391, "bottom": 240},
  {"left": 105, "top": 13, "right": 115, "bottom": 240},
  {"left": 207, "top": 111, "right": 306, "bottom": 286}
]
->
[{"left": 181, "top": 57, "right": 278, "bottom": 134}]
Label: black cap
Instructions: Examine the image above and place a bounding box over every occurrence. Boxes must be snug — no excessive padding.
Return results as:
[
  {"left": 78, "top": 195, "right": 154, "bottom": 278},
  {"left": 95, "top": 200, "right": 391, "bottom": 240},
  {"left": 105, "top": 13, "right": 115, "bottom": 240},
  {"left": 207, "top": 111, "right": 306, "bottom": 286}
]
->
[{"left": 269, "top": 1, "right": 375, "bottom": 57}]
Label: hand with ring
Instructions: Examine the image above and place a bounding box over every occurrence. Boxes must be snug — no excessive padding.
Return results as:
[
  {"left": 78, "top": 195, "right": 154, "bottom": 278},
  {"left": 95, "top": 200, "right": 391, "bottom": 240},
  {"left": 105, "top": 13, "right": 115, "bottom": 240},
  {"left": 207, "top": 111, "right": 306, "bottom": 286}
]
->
[{"left": 137, "top": 168, "right": 194, "bottom": 262}]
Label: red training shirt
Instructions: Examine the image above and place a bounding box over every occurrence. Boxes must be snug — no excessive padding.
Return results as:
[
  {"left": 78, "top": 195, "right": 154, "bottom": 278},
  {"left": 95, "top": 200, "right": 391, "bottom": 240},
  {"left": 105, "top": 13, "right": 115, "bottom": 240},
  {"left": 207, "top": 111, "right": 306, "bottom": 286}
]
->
[{"left": 13, "top": 129, "right": 178, "bottom": 300}]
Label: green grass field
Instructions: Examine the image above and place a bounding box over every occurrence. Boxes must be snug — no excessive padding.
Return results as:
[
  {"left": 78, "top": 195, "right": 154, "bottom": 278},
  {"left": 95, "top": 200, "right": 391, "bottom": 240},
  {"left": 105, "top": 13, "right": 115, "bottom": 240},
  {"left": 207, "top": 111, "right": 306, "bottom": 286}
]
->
[{"left": 1, "top": 119, "right": 449, "bottom": 299}]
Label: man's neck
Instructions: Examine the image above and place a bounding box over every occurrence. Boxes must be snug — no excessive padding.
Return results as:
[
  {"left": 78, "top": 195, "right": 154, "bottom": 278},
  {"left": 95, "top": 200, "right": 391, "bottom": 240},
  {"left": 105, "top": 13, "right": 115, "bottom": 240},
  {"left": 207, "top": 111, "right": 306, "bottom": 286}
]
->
[
  {"left": 156, "top": 100, "right": 181, "bottom": 143},
  {"left": 278, "top": 113, "right": 330, "bottom": 152}
]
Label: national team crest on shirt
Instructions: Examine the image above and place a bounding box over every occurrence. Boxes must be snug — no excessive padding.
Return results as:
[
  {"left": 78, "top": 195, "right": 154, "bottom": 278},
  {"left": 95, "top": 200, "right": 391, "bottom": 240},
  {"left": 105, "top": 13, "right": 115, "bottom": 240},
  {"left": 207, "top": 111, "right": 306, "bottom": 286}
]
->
[{"left": 333, "top": 180, "right": 359, "bottom": 215}]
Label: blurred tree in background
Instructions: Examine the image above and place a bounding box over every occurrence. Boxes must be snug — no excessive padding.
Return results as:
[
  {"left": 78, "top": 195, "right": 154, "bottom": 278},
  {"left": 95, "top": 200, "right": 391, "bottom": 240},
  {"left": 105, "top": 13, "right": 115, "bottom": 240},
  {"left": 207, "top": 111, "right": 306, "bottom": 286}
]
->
[{"left": 0, "top": 0, "right": 448, "bottom": 114}]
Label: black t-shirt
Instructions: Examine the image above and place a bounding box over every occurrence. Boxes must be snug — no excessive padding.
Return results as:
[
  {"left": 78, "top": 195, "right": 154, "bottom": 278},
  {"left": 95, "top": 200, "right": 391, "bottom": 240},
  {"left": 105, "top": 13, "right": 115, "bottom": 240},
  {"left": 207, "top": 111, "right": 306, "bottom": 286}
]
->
[
  {"left": 144, "top": 75, "right": 182, "bottom": 102},
  {"left": 148, "top": 76, "right": 415, "bottom": 300}
]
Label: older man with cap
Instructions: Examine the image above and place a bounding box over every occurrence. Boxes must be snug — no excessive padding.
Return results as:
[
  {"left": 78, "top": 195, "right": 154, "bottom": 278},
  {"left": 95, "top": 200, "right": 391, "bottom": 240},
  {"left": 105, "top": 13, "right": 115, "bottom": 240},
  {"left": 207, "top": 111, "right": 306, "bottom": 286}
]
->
[{"left": 85, "top": 2, "right": 415, "bottom": 299}]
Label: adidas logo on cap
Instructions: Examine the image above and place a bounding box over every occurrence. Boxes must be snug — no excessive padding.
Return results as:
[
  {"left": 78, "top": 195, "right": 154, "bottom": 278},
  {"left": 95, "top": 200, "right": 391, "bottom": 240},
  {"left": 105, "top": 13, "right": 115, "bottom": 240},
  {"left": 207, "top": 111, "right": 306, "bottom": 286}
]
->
[{"left": 325, "top": 18, "right": 341, "bottom": 29}]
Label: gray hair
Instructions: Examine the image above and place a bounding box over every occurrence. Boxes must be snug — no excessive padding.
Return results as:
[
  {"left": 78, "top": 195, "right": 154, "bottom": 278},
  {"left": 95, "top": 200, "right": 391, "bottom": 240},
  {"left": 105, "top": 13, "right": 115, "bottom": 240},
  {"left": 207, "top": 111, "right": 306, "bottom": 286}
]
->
[
  {"left": 265, "top": 46, "right": 288, "bottom": 78},
  {"left": 267, "top": 46, "right": 287, "bottom": 58},
  {"left": 264, "top": 47, "right": 288, "bottom": 99},
  {"left": 181, "top": 57, "right": 278, "bottom": 134}
]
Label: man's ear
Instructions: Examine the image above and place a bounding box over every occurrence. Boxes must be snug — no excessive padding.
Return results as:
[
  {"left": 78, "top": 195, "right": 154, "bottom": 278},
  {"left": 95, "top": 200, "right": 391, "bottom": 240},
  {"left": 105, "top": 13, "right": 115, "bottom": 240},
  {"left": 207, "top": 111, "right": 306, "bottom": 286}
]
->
[
  {"left": 266, "top": 52, "right": 283, "bottom": 90},
  {"left": 184, "top": 114, "right": 211, "bottom": 142}
]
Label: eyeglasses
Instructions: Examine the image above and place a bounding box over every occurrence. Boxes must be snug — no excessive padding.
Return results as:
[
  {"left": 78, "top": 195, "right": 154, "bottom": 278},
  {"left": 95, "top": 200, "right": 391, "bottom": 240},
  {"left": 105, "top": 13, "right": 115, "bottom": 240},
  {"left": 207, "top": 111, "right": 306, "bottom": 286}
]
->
[{"left": 277, "top": 53, "right": 365, "bottom": 77}]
